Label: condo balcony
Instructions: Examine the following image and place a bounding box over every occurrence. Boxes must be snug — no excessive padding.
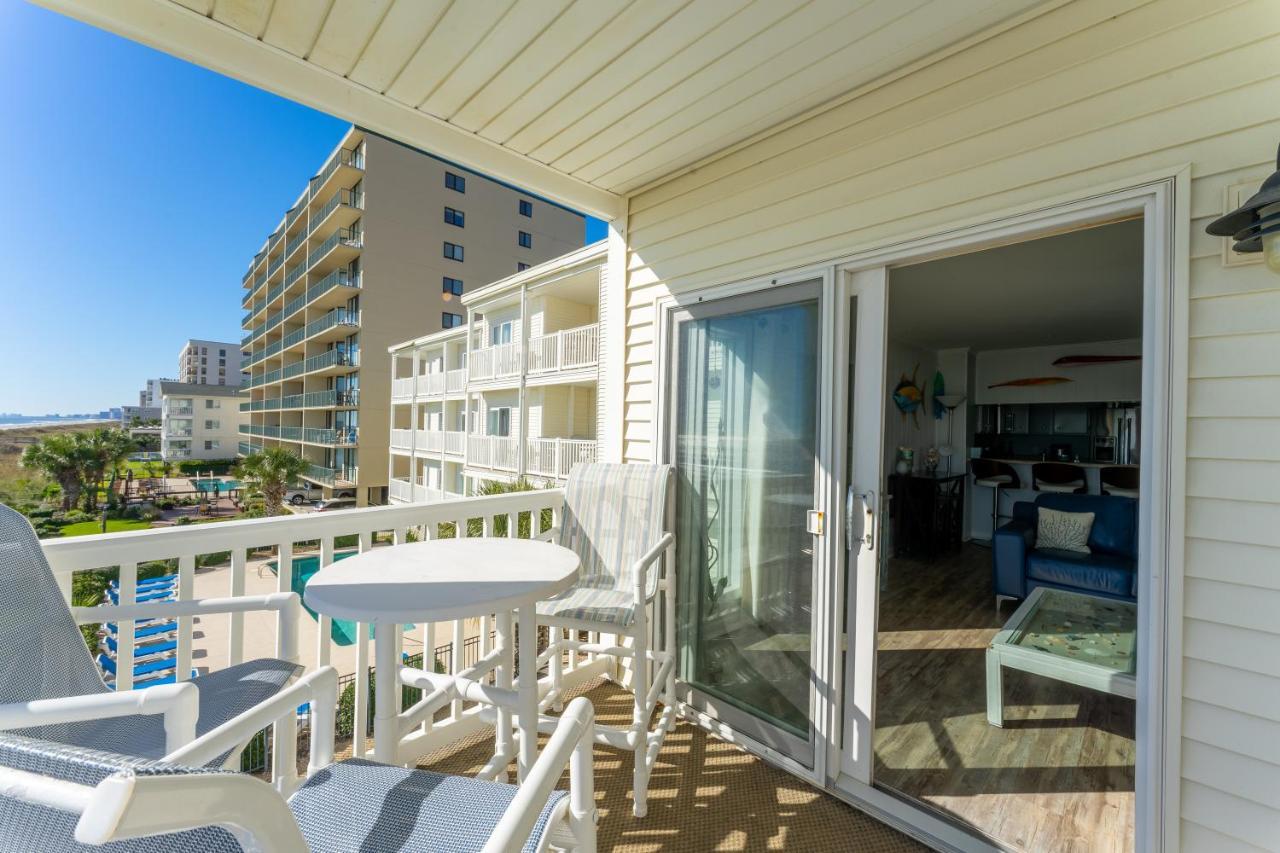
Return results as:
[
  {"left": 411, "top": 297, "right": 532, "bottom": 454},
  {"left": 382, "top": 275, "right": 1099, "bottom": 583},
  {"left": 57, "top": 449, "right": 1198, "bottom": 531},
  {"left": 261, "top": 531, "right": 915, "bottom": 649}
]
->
[
  {"left": 525, "top": 323, "right": 600, "bottom": 375},
  {"left": 302, "top": 427, "right": 358, "bottom": 447},
  {"left": 309, "top": 146, "right": 364, "bottom": 203},
  {"left": 307, "top": 226, "right": 362, "bottom": 274},
  {"left": 525, "top": 438, "right": 597, "bottom": 480},
  {"left": 302, "top": 308, "right": 361, "bottom": 346},
  {"left": 310, "top": 188, "right": 364, "bottom": 237},
  {"left": 301, "top": 462, "right": 357, "bottom": 487},
  {"left": 304, "top": 267, "right": 361, "bottom": 312},
  {"left": 387, "top": 478, "right": 464, "bottom": 503},
  {"left": 466, "top": 434, "right": 518, "bottom": 472},
  {"left": 468, "top": 342, "right": 522, "bottom": 383}
]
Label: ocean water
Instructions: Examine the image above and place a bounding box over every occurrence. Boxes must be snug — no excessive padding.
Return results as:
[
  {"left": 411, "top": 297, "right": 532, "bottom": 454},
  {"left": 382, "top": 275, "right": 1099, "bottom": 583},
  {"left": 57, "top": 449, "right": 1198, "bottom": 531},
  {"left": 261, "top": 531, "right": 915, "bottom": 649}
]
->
[{"left": 0, "top": 416, "right": 113, "bottom": 429}]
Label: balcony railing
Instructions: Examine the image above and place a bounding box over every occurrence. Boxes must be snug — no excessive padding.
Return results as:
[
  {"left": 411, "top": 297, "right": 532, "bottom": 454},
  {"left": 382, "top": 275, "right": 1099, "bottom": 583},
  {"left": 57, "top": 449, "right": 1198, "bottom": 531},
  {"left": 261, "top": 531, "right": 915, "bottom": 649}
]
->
[
  {"left": 303, "top": 347, "right": 358, "bottom": 375},
  {"left": 310, "top": 188, "right": 364, "bottom": 233},
  {"left": 308, "top": 227, "right": 362, "bottom": 270},
  {"left": 314, "top": 146, "right": 363, "bottom": 190},
  {"left": 237, "top": 441, "right": 253, "bottom": 456},
  {"left": 282, "top": 292, "right": 307, "bottom": 320},
  {"left": 304, "top": 308, "right": 360, "bottom": 341},
  {"left": 166, "top": 429, "right": 192, "bottom": 438},
  {"left": 285, "top": 202, "right": 305, "bottom": 230},
  {"left": 468, "top": 343, "right": 521, "bottom": 382},
  {"left": 526, "top": 323, "right": 600, "bottom": 374},
  {"left": 304, "top": 463, "right": 335, "bottom": 485},
  {"left": 168, "top": 407, "right": 193, "bottom": 417},
  {"left": 42, "top": 488, "right": 580, "bottom": 783},
  {"left": 389, "top": 477, "right": 413, "bottom": 502},
  {"left": 444, "top": 430, "right": 465, "bottom": 456},
  {"left": 390, "top": 429, "right": 413, "bottom": 451},
  {"left": 446, "top": 368, "right": 467, "bottom": 394},
  {"left": 306, "top": 268, "right": 361, "bottom": 304},
  {"left": 526, "top": 438, "right": 597, "bottom": 479},
  {"left": 417, "top": 429, "right": 442, "bottom": 453},
  {"left": 392, "top": 377, "right": 414, "bottom": 400},
  {"left": 418, "top": 373, "right": 446, "bottom": 396},
  {"left": 280, "top": 394, "right": 304, "bottom": 409},
  {"left": 303, "top": 388, "right": 357, "bottom": 408},
  {"left": 285, "top": 259, "right": 307, "bottom": 287},
  {"left": 268, "top": 254, "right": 283, "bottom": 277},
  {"left": 303, "top": 427, "right": 357, "bottom": 446},
  {"left": 467, "top": 434, "right": 518, "bottom": 471},
  {"left": 166, "top": 448, "right": 192, "bottom": 459},
  {"left": 285, "top": 229, "right": 306, "bottom": 259},
  {"left": 388, "top": 478, "right": 464, "bottom": 504}
]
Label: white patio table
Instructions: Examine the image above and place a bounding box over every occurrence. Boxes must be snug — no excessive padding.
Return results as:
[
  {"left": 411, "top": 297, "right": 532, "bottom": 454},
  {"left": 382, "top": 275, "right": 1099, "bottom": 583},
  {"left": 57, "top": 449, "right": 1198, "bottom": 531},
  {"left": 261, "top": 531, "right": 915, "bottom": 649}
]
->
[{"left": 304, "top": 538, "right": 580, "bottom": 779}]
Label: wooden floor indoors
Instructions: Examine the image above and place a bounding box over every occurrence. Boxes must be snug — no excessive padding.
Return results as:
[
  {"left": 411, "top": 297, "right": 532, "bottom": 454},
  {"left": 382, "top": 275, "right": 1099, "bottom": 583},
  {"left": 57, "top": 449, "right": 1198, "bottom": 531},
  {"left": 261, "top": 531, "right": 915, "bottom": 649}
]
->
[{"left": 874, "top": 543, "right": 1135, "bottom": 852}]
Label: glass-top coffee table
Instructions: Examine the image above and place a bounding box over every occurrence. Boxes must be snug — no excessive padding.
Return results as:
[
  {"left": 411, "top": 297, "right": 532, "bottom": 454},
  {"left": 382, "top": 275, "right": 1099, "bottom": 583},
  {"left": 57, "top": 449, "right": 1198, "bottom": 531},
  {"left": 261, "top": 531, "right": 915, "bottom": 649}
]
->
[{"left": 986, "top": 586, "right": 1137, "bottom": 727}]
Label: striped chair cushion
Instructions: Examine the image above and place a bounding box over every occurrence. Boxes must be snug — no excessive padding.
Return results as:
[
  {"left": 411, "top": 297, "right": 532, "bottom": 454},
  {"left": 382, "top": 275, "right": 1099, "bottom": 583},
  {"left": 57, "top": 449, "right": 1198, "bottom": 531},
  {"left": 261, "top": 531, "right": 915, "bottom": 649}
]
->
[
  {"left": 537, "top": 586, "right": 638, "bottom": 627},
  {"left": 289, "top": 758, "right": 567, "bottom": 853},
  {"left": 0, "top": 733, "right": 243, "bottom": 852},
  {"left": 554, "top": 463, "right": 672, "bottom": 603}
]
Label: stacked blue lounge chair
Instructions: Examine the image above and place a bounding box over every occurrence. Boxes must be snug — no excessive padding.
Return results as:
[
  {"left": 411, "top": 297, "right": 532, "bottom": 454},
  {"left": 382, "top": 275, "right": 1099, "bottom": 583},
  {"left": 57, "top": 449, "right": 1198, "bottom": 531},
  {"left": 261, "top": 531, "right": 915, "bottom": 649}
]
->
[{"left": 96, "top": 573, "right": 185, "bottom": 688}]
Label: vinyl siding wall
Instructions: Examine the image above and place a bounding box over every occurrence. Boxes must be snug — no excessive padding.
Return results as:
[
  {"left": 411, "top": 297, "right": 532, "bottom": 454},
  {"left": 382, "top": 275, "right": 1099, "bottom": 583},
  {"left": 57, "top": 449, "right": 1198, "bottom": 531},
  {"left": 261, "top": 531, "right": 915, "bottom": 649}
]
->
[{"left": 619, "top": 0, "right": 1280, "bottom": 848}]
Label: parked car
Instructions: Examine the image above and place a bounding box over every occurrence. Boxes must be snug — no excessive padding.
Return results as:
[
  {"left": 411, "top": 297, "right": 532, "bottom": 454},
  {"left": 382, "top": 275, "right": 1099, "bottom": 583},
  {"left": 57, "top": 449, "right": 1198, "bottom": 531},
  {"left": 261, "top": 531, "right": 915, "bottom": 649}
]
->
[
  {"left": 314, "top": 497, "right": 357, "bottom": 512},
  {"left": 284, "top": 485, "right": 323, "bottom": 506}
]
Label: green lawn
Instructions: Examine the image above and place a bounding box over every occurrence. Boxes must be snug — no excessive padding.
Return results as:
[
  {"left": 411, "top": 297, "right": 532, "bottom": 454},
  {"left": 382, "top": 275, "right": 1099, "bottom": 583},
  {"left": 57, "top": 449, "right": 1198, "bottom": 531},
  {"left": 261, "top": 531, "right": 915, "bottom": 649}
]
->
[{"left": 60, "top": 518, "right": 152, "bottom": 537}]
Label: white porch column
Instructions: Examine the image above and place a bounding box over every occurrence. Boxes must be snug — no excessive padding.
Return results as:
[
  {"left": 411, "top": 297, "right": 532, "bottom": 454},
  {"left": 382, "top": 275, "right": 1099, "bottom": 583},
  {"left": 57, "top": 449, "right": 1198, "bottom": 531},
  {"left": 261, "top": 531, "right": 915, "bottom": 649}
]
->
[{"left": 601, "top": 211, "right": 628, "bottom": 462}]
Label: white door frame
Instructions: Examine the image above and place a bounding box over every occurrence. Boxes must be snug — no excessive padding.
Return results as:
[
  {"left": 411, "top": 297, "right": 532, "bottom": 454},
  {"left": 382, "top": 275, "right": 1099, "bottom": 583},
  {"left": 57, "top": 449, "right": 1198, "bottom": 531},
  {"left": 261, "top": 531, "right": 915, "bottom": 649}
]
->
[{"left": 650, "top": 167, "right": 1189, "bottom": 852}]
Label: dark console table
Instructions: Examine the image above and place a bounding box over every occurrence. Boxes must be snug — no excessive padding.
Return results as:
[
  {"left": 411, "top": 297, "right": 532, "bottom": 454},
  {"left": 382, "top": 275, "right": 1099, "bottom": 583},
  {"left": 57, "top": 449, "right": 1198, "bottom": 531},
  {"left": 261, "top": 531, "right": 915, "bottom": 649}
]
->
[{"left": 888, "top": 472, "right": 965, "bottom": 561}]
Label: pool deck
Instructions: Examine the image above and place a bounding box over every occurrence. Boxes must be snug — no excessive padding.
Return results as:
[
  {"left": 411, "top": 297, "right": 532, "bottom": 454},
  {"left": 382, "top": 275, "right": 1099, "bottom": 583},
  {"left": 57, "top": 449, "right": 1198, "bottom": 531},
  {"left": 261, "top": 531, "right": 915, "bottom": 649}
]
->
[{"left": 190, "top": 556, "right": 453, "bottom": 678}]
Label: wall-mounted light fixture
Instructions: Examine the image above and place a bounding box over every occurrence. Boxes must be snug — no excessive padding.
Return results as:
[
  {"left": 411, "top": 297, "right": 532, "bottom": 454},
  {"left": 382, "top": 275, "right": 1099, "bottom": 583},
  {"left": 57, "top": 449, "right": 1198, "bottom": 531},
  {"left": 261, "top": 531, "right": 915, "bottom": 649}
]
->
[{"left": 1206, "top": 143, "right": 1280, "bottom": 273}]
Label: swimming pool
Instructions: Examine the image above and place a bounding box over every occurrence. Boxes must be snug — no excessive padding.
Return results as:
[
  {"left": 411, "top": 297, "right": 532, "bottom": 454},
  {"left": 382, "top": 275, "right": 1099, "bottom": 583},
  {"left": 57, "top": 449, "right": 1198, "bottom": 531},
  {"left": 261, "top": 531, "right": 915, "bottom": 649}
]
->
[
  {"left": 266, "top": 551, "right": 412, "bottom": 646},
  {"left": 190, "top": 478, "right": 242, "bottom": 493}
]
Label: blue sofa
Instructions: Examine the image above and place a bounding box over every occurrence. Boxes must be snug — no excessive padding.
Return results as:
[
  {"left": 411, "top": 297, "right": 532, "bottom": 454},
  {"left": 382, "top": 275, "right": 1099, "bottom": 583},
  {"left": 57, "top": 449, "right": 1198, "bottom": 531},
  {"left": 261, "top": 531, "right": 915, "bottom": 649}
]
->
[{"left": 992, "top": 493, "right": 1138, "bottom": 604}]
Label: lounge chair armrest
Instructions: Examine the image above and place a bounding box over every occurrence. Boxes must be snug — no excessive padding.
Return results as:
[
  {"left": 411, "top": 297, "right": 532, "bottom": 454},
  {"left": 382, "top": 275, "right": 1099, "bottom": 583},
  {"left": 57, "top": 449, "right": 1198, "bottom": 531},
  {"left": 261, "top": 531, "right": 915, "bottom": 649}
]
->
[
  {"left": 0, "top": 683, "right": 199, "bottom": 754},
  {"left": 631, "top": 532, "right": 675, "bottom": 599},
  {"left": 74, "top": 593, "right": 302, "bottom": 663},
  {"left": 164, "top": 666, "right": 339, "bottom": 775},
  {"left": 483, "top": 697, "right": 596, "bottom": 853}
]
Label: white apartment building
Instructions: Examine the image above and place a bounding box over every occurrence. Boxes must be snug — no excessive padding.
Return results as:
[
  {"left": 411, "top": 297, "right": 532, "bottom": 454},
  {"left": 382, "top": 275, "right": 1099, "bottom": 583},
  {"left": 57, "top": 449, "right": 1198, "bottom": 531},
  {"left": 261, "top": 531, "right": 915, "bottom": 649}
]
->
[
  {"left": 387, "top": 243, "right": 604, "bottom": 504},
  {"left": 159, "top": 382, "right": 246, "bottom": 462},
  {"left": 138, "top": 378, "right": 171, "bottom": 408},
  {"left": 178, "top": 339, "right": 246, "bottom": 386}
]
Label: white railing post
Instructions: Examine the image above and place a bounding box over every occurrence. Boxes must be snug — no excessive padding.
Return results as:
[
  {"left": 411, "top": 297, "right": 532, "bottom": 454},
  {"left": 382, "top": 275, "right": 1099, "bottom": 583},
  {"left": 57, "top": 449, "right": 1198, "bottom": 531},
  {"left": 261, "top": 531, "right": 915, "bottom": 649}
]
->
[
  {"left": 228, "top": 549, "right": 245, "bottom": 666},
  {"left": 175, "top": 554, "right": 195, "bottom": 681},
  {"left": 271, "top": 541, "right": 296, "bottom": 791},
  {"left": 115, "top": 562, "right": 137, "bottom": 692},
  {"left": 317, "top": 537, "right": 334, "bottom": 668}
]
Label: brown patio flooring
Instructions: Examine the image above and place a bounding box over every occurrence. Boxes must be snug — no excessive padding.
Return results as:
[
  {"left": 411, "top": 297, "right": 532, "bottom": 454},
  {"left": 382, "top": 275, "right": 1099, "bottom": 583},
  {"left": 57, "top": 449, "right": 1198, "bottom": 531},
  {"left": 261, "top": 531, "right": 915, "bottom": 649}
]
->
[{"left": 403, "top": 678, "right": 927, "bottom": 852}]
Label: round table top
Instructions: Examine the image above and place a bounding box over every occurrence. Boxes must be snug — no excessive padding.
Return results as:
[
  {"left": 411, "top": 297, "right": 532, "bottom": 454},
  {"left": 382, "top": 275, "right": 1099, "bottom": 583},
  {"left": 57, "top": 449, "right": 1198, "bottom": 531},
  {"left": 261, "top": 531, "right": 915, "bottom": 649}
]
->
[{"left": 303, "top": 538, "right": 580, "bottom": 623}]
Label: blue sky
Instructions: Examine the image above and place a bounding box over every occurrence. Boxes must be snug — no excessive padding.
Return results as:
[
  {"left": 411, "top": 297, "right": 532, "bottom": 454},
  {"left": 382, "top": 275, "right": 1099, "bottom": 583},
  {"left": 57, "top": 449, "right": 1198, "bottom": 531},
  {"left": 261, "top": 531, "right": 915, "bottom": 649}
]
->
[{"left": 0, "top": 1, "right": 604, "bottom": 414}]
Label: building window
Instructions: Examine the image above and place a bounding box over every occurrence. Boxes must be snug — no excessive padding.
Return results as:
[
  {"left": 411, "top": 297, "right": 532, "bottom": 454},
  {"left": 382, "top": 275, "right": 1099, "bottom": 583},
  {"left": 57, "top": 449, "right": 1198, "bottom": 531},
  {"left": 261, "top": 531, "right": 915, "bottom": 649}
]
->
[
  {"left": 444, "top": 207, "right": 465, "bottom": 227},
  {"left": 518, "top": 231, "right": 532, "bottom": 249},
  {"left": 205, "top": 420, "right": 219, "bottom": 430},
  {"left": 442, "top": 312, "right": 463, "bottom": 328},
  {"left": 445, "top": 172, "right": 465, "bottom": 193},
  {"left": 204, "top": 440, "right": 220, "bottom": 451},
  {"left": 490, "top": 321, "right": 513, "bottom": 346},
  {"left": 219, "top": 349, "right": 226, "bottom": 356},
  {"left": 517, "top": 262, "right": 529, "bottom": 272},
  {"left": 205, "top": 399, "right": 220, "bottom": 409},
  {"left": 519, "top": 199, "right": 532, "bottom": 217},
  {"left": 443, "top": 242, "right": 464, "bottom": 262},
  {"left": 487, "top": 407, "right": 511, "bottom": 438},
  {"left": 443, "top": 277, "right": 464, "bottom": 296}
]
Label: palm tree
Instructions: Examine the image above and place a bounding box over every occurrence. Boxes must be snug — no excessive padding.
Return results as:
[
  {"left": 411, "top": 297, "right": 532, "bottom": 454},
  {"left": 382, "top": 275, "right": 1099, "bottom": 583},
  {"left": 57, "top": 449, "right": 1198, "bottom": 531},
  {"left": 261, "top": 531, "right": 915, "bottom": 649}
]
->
[
  {"left": 77, "top": 428, "right": 136, "bottom": 511},
  {"left": 20, "top": 434, "right": 88, "bottom": 510},
  {"left": 236, "top": 448, "right": 308, "bottom": 516}
]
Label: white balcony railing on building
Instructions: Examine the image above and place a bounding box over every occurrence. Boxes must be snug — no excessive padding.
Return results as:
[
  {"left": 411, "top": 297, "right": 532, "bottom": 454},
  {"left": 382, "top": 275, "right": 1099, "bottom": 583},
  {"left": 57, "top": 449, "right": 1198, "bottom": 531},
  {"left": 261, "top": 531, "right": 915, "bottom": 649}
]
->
[
  {"left": 444, "top": 431, "right": 465, "bottom": 456},
  {"left": 392, "top": 378, "right": 414, "bottom": 400},
  {"left": 467, "top": 435, "right": 518, "bottom": 471},
  {"left": 40, "top": 489, "right": 600, "bottom": 788},
  {"left": 390, "top": 429, "right": 413, "bottom": 451},
  {"left": 526, "top": 438, "right": 598, "bottom": 479},
  {"left": 416, "top": 430, "right": 442, "bottom": 453},
  {"left": 388, "top": 478, "right": 413, "bottom": 502},
  {"left": 526, "top": 323, "right": 600, "bottom": 374},
  {"left": 468, "top": 343, "right": 521, "bottom": 383},
  {"left": 445, "top": 368, "right": 467, "bottom": 394},
  {"left": 418, "top": 373, "right": 446, "bottom": 396}
]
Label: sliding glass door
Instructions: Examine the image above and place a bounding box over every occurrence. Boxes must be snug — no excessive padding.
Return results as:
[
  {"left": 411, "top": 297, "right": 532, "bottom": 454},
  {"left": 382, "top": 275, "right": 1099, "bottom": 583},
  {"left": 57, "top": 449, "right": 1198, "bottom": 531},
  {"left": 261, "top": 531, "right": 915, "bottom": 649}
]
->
[{"left": 670, "top": 280, "right": 824, "bottom": 763}]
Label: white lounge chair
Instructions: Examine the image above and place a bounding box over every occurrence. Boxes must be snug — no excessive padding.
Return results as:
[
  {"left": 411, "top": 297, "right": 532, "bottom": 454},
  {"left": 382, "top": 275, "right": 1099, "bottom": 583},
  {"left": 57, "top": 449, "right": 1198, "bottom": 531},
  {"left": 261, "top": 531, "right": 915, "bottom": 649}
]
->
[
  {"left": 0, "top": 503, "right": 302, "bottom": 765},
  {"left": 536, "top": 463, "right": 676, "bottom": 817},
  {"left": 0, "top": 692, "right": 597, "bottom": 853}
]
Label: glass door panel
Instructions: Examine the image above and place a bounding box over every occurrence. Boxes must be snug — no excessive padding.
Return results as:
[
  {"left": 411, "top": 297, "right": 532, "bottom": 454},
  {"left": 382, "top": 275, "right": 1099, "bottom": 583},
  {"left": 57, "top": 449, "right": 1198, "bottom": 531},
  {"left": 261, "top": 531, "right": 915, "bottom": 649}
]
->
[{"left": 672, "top": 281, "right": 822, "bottom": 762}]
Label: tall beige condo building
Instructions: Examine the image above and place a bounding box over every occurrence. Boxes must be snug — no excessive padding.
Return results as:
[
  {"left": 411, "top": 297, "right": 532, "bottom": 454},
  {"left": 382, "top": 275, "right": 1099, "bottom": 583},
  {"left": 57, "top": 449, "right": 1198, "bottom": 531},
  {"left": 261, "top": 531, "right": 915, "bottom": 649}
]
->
[{"left": 239, "top": 127, "right": 583, "bottom": 505}]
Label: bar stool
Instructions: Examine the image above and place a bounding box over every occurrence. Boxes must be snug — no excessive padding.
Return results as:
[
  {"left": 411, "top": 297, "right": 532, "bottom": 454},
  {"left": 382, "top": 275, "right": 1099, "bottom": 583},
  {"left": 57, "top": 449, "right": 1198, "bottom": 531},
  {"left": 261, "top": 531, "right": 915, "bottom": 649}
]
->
[
  {"left": 970, "top": 459, "right": 1020, "bottom": 541},
  {"left": 1100, "top": 465, "right": 1140, "bottom": 497},
  {"left": 1032, "top": 461, "right": 1087, "bottom": 493}
]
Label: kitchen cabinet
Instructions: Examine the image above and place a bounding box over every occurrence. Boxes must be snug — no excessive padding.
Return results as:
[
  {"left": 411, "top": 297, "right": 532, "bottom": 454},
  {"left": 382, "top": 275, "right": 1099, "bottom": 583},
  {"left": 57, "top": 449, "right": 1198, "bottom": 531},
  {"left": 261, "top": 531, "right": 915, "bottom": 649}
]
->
[
  {"left": 1000, "top": 405, "right": 1029, "bottom": 434},
  {"left": 1052, "top": 405, "right": 1090, "bottom": 435},
  {"left": 1029, "top": 406, "right": 1054, "bottom": 435}
]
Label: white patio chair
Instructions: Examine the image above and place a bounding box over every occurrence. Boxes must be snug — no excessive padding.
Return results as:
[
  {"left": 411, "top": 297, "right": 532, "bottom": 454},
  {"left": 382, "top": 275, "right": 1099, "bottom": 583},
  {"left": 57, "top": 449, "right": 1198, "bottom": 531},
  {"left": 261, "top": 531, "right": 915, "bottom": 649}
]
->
[
  {"left": 0, "top": 503, "right": 302, "bottom": 767},
  {"left": 536, "top": 463, "right": 676, "bottom": 817},
  {"left": 0, "top": 692, "right": 597, "bottom": 853}
]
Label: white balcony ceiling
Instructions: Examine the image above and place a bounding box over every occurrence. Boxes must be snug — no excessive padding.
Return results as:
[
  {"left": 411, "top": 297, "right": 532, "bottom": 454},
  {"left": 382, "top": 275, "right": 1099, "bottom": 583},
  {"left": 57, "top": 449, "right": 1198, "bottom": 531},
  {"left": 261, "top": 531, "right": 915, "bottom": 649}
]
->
[{"left": 39, "top": 0, "right": 1046, "bottom": 217}]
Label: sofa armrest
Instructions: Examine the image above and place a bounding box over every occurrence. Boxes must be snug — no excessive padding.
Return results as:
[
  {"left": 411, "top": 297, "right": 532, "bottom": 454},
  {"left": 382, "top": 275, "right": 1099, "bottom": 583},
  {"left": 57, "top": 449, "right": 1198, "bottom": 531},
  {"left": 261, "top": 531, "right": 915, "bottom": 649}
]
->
[{"left": 992, "top": 519, "right": 1035, "bottom": 600}]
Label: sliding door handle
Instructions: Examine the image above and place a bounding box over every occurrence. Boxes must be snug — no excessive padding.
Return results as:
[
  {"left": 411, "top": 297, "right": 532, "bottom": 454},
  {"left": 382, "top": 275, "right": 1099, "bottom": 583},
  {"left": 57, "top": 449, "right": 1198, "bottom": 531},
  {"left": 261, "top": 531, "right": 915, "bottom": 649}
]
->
[
  {"left": 861, "top": 489, "right": 876, "bottom": 551},
  {"left": 847, "top": 487, "right": 875, "bottom": 551}
]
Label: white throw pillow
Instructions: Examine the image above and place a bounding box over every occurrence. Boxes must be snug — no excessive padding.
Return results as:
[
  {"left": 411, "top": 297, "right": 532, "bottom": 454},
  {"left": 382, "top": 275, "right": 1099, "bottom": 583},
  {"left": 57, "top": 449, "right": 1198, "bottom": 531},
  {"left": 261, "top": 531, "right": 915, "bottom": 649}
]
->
[{"left": 1036, "top": 507, "right": 1094, "bottom": 553}]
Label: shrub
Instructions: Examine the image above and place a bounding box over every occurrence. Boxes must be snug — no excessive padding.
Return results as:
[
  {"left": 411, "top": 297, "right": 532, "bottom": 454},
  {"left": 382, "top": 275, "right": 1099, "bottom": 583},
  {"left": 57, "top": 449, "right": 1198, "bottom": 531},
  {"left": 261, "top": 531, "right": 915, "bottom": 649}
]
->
[
  {"left": 25, "top": 507, "right": 54, "bottom": 520},
  {"left": 173, "top": 516, "right": 193, "bottom": 526},
  {"left": 61, "top": 510, "right": 93, "bottom": 525}
]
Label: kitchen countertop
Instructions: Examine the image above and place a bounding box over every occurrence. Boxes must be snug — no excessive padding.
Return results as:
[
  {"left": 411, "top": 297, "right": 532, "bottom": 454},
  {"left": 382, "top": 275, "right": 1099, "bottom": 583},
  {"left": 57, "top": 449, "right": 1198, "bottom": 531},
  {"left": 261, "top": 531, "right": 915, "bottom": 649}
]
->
[{"left": 982, "top": 457, "right": 1138, "bottom": 469}]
